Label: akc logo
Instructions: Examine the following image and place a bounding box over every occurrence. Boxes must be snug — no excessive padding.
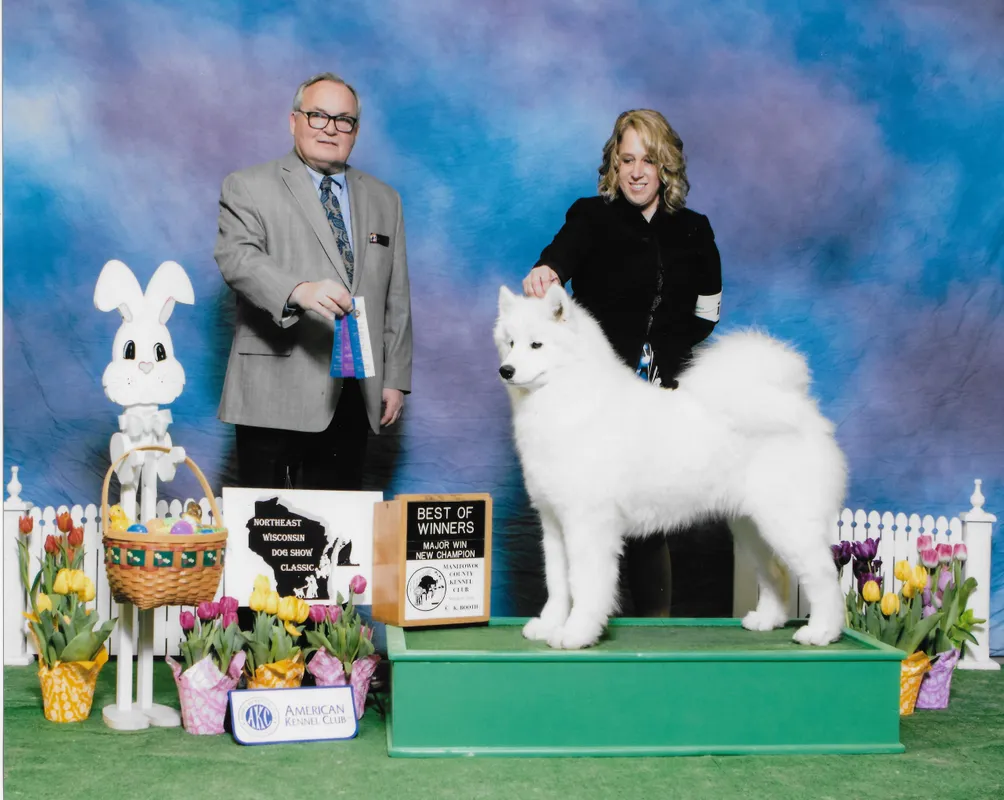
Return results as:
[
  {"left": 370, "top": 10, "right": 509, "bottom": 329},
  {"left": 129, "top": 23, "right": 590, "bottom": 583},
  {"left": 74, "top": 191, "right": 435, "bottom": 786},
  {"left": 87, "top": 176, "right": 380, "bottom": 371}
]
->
[{"left": 240, "top": 698, "right": 278, "bottom": 735}]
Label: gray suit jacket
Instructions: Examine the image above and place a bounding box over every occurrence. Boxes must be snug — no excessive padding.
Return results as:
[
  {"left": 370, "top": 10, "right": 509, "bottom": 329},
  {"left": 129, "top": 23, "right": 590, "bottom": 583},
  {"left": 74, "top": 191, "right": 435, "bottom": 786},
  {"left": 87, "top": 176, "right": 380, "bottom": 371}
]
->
[{"left": 215, "top": 150, "right": 412, "bottom": 433}]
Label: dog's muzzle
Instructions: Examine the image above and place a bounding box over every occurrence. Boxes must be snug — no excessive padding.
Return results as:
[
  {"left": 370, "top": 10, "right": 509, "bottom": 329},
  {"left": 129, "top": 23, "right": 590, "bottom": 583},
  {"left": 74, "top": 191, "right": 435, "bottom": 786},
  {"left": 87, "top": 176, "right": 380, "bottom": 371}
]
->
[{"left": 499, "top": 365, "right": 515, "bottom": 380}]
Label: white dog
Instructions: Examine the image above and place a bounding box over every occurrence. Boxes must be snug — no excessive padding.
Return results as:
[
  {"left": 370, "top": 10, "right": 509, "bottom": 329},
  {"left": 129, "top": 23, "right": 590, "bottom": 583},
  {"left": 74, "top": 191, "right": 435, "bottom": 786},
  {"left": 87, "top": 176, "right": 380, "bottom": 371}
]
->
[{"left": 494, "top": 285, "right": 847, "bottom": 650}]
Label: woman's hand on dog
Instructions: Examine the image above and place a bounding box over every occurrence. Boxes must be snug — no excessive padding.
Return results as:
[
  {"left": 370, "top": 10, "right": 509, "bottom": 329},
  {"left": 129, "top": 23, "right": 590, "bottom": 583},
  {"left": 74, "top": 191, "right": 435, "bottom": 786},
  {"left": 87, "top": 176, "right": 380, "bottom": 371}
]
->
[{"left": 523, "top": 265, "right": 561, "bottom": 298}]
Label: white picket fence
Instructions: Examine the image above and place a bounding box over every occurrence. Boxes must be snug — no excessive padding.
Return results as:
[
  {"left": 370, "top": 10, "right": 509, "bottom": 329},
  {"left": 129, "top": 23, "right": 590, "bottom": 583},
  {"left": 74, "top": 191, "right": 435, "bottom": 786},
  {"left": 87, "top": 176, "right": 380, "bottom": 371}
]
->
[{"left": 4, "top": 466, "right": 998, "bottom": 668}]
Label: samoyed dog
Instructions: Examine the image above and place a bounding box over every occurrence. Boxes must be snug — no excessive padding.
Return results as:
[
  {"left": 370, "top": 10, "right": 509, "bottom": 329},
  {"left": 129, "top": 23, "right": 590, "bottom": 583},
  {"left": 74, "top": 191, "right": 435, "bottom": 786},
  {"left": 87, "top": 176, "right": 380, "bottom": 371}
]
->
[{"left": 494, "top": 285, "right": 847, "bottom": 650}]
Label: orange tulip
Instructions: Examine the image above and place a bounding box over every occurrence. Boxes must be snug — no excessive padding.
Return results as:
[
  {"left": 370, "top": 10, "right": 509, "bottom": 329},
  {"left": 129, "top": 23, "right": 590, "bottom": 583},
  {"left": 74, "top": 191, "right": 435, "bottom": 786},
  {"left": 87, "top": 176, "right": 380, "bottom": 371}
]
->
[
  {"left": 18, "top": 515, "right": 33, "bottom": 535},
  {"left": 68, "top": 526, "right": 84, "bottom": 547},
  {"left": 55, "top": 511, "right": 72, "bottom": 534}
]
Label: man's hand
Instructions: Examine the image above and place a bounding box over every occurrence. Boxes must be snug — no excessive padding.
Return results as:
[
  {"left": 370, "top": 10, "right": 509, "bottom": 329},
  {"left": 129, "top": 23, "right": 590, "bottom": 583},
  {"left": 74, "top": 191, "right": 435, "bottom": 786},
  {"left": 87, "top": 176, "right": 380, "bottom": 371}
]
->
[
  {"left": 381, "top": 388, "right": 404, "bottom": 426},
  {"left": 289, "top": 279, "right": 353, "bottom": 320},
  {"left": 522, "top": 265, "right": 561, "bottom": 297}
]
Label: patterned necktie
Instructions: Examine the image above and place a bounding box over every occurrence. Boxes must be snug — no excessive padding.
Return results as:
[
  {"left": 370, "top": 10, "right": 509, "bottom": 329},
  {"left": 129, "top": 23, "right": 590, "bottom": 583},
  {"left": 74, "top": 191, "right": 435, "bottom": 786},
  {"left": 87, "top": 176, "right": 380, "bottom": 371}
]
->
[{"left": 319, "top": 175, "right": 354, "bottom": 285}]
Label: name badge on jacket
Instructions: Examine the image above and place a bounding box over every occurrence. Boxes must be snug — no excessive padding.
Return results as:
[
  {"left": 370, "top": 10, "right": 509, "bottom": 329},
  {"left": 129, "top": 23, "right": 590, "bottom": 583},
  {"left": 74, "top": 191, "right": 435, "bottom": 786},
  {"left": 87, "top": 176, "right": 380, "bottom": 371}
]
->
[{"left": 369, "top": 233, "right": 390, "bottom": 247}]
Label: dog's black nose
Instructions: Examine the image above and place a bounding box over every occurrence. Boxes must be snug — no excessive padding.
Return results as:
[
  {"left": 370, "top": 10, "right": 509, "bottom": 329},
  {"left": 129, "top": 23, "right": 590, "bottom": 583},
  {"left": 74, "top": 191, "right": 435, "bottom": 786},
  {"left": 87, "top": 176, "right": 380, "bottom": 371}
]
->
[{"left": 499, "top": 365, "right": 515, "bottom": 380}]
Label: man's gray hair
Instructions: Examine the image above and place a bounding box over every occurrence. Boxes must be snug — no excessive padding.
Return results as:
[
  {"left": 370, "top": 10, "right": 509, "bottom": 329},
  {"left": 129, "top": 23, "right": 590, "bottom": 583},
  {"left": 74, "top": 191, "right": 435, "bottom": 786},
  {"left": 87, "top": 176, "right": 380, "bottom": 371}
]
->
[{"left": 292, "top": 72, "right": 362, "bottom": 121}]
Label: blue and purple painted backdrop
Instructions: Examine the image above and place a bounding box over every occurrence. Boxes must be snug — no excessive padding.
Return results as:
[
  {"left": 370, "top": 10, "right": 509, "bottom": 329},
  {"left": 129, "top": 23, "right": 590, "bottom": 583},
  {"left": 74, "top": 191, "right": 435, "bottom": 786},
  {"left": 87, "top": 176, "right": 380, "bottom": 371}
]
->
[{"left": 4, "top": 1, "right": 1002, "bottom": 651}]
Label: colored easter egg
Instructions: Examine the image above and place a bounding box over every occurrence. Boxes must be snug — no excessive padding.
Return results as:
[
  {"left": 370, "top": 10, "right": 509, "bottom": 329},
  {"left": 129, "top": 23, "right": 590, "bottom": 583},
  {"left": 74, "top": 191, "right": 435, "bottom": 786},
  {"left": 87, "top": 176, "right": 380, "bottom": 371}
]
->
[
  {"left": 170, "top": 520, "right": 194, "bottom": 535},
  {"left": 127, "top": 524, "right": 148, "bottom": 533}
]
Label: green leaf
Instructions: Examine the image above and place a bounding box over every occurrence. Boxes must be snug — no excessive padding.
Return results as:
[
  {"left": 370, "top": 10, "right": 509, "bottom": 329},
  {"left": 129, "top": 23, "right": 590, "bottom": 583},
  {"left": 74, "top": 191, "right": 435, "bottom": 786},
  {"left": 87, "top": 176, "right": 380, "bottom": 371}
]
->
[{"left": 60, "top": 631, "right": 101, "bottom": 662}]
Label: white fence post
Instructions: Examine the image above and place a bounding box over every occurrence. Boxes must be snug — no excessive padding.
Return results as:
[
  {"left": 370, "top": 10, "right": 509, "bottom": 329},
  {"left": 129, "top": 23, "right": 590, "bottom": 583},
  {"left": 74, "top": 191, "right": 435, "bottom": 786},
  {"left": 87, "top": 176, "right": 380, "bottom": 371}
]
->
[
  {"left": 4, "top": 468, "right": 36, "bottom": 665},
  {"left": 958, "top": 480, "right": 1000, "bottom": 671}
]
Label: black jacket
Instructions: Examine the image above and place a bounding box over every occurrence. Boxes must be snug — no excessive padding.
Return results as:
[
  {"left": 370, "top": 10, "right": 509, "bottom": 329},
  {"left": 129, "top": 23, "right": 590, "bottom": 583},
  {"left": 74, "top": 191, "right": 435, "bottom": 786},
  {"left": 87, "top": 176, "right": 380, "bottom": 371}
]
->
[{"left": 536, "top": 195, "right": 722, "bottom": 382}]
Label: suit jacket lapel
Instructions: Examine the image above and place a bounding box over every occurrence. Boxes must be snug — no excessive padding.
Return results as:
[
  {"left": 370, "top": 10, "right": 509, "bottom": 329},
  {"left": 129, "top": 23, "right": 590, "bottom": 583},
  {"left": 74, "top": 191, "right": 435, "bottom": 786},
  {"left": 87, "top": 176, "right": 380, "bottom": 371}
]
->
[
  {"left": 347, "top": 167, "right": 369, "bottom": 292},
  {"left": 279, "top": 151, "right": 352, "bottom": 287}
]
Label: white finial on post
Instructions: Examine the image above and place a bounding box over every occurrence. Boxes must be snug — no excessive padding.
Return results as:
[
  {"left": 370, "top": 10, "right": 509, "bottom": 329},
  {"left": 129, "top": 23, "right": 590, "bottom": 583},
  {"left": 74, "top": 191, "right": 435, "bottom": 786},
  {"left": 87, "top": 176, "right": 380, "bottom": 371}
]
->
[
  {"left": 6, "top": 467, "right": 23, "bottom": 506},
  {"left": 970, "top": 479, "right": 986, "bottom": 515}
]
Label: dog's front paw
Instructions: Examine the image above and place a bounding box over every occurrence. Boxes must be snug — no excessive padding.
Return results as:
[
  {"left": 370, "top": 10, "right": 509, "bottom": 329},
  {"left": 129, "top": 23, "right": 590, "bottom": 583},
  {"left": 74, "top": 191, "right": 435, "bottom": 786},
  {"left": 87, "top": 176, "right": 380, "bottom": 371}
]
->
[
  {"left": 792, "top": 623, "right": 842, "bottom": 646},
  {"left": 547, "top": 615, "right": 604, "bottom": 650},
  {"left": 741, "top": 608, "right": 787, "bottom": 632},
  {"left": 522, "top": 617, "right": 560, "bottom": 642}
]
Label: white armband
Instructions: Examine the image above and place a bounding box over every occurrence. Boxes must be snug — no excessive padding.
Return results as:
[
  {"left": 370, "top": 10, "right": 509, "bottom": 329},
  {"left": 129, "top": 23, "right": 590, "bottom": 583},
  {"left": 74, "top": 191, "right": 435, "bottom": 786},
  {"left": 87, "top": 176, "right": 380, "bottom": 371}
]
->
[{"left": 694, "top": 292, "right": 722, "bottom": 322}]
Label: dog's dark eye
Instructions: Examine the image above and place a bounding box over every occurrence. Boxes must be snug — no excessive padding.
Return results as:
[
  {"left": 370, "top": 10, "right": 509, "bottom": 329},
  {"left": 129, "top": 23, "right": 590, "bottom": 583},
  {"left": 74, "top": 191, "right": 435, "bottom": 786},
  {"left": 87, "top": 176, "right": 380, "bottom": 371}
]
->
[
  {"left": 123, "top": 340, "right": 136, "bottom": 360},
  {"left": 508, "top": 340, "right": 514, "bottom": 349},
  {"left": 531, "top": 342, "right": 543, "bottom": 349},
  {"left": 154, "top": 343, "right": 167, "bottom": 362}
]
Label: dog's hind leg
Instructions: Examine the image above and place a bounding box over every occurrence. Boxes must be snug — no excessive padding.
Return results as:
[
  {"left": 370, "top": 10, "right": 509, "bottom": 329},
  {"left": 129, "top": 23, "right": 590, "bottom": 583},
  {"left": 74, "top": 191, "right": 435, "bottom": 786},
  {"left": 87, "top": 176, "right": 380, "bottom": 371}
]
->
[
  {"left": 751, "top": 514, "right": 844, "bottom": 645},
  {"left": 547, "top": 515, "right": 622, "bottom": 650},
  {"left": 730, "top": 516, "right": 789, "bottom": 632},
  {"left": 522, "top": 508, "right": 572, "bottom": 642}
]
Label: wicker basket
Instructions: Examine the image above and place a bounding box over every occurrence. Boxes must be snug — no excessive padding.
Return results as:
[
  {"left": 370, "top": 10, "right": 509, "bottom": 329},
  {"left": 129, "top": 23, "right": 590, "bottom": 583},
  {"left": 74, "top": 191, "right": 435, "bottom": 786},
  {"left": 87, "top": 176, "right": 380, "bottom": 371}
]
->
[{"left": 102, "top": 446, "right": 227, "bottom": 610}]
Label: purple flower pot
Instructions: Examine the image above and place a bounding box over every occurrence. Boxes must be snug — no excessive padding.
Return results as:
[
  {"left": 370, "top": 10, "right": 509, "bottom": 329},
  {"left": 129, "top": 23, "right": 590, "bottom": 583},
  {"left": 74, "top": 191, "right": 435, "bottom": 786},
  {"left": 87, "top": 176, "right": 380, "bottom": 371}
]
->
[
  {"left": 915, "top": 648, "right": 960, "bottom": 710},
  {"left": 166, "top": 651, "right": 246, "bottom": 734},
  {"left": 307, "top": 650, "right": 380, "bottom": 719}
]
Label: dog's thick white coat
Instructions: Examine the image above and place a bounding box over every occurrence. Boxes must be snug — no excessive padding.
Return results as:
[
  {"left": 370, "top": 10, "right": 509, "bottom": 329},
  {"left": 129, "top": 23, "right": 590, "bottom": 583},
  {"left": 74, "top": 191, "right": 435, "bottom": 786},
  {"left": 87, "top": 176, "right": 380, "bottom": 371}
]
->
[{"left": 494, "top": 285, "right": 847, "bottom": 649}]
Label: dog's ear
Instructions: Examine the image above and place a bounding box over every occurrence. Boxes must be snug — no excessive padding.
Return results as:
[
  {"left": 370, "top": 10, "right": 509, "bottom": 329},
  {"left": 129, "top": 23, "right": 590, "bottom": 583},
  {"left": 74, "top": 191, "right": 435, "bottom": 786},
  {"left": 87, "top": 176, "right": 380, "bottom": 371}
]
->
[
  {"left": 498, "top": 285, "right": 518, "bottom": 312},
  {"left": 544, "top": 283, "right": 571, "bottom": 322}
]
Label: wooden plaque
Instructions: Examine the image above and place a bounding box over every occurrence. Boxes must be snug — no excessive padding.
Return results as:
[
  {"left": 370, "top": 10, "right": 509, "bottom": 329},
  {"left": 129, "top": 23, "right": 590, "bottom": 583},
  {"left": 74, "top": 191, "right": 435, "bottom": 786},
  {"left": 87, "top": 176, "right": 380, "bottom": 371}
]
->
[{"left": 372, "top": 493, "right": 492, "bottom": 627}]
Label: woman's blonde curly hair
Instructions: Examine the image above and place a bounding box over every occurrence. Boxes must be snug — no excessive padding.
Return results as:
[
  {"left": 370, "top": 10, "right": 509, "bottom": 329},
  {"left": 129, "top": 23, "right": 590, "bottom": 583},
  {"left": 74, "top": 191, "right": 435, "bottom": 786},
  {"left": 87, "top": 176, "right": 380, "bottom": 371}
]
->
[{"left": 598, "top": 109, "right": 689, "bottom": 213}]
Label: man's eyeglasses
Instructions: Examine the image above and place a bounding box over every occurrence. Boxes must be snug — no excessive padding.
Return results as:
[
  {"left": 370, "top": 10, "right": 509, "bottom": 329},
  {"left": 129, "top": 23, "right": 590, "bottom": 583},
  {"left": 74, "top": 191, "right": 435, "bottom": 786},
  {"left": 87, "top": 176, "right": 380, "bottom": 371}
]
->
[{"left": 297, "top": 110, "right": 358, "bottom": 133}]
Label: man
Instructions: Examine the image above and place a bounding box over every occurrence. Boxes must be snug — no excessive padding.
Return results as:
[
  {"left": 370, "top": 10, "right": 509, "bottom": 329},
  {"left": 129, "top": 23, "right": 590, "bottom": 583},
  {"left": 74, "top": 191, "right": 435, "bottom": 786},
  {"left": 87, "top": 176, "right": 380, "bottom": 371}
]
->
[{"left": 215, "top": 73, "right": 412, "bottom": 490}]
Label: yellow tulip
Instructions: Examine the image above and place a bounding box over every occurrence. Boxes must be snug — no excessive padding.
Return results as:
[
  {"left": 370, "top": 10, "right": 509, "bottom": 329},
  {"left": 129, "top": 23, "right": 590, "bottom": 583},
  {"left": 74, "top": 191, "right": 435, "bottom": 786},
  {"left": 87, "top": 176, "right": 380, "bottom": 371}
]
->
[
  {"left": 283, "top": 620, "right": 301, "bottom": 638},
  {"left": 880, "top": 592, "right": 900, "bottom": 616},
  {"left": 52, "top": 569, "right": 71, "bottom": 595},
  {"left": 902, "top": 581, "right": 916, "bottom": 599},
  {"left": 894, "top": 560, "right": 912, "bottom": 582},
  {"left": 265, "top": 591, "right": 279, "bottom": 615},
  {"left": 253, "top": 575, "right": 271, "bottom": 594},
  {"left": 68, "top": 570, "right": 89, "bottom": 595},
  {"left": 249, "top": 588, "right": 267, "bottom": 612},
  {"left": 79, "top": 577, "right": 96, "bottom": 603},
  {"left": 277, "top": 596, "right": 297, "bottom": 622},
  {"left": 294, "top": 598, "right": 310, "bottom": 624},
  {"left": 36, "top": 593, "right": 53, "bottom": 614},
  {"left": 910, "top": 564, "right": 929, "bottom": 591},
  {"left": 862, "top": 580, "right": 881, "bottom": 603}
]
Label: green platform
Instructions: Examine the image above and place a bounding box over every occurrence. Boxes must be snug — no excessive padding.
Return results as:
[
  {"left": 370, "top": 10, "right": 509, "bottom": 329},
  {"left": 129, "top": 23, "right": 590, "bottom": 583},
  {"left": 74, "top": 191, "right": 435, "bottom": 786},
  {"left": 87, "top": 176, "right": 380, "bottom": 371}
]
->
[{"left": 386, "top": 618, "right": 905, "bottom": 758}]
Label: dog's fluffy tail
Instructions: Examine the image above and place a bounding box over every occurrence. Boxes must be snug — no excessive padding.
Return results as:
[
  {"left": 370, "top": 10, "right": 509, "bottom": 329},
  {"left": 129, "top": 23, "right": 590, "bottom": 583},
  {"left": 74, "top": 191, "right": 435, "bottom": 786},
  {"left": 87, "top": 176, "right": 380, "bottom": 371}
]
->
[{"left": 681, "top": 330, "right": 831, "bottom": 436}]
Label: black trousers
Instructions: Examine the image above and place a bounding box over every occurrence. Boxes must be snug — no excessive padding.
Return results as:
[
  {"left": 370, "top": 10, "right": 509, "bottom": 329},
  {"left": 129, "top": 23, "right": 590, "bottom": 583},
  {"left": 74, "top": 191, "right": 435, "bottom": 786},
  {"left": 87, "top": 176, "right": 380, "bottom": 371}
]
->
[{"left": 234, "top": 379, "right": 370, "bottom": 491}]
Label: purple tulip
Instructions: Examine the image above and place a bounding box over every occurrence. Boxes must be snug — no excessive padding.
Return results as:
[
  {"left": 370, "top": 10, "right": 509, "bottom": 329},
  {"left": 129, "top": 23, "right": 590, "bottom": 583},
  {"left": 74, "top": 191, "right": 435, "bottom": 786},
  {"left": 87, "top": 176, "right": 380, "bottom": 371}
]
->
[
  {"left": 349, "top": 575, "right": 367, "bottom": 596},
  {"left": 915, "top": 534, "right": 934, "bottom": 553},
  {"left": 937, "top": 569, "right": 954, "bottom": 592},
  {"left": 851, "top": 537, "right": 880, "bottom": 562},
  {"left": 922, "top": 588, "right": 932, "bottom": 606},
  {"left": 871, "top": 558, "right": 883, "bottom": 575},
  {"left": 221, "top": 610, "right": 238, "bottom": 629},
  {"left": 831, "top": 542, "right": 852, "bottom": 569},
  {"left": 922, "top": 605, "right": 937, "bottom": 619},
  {"left": 327, "top": 605, "right": 342, "bottom": 624},
  {"left": 936, "top": 543, "right": 953, "bottom": 564},
  {"left": 308, "top": 604, "right": 328, "bottom": 624},
  {"left": 180, "top": 611, "right": 196, "bottom": 632},
  {"left": 218, "top": 596, "right": 239, "bottom": 615},
  {"left": 952, "top": 543, "right": 968, "bottom": 563},
  {"left": 920, "top": 548, "right": 939, "bottom": 568},
  {"left": 197, "top": 601, "right": 220, "bottom": 621},
  {"left": 933, "top": 592, "right": 943, "bottom": 609}
]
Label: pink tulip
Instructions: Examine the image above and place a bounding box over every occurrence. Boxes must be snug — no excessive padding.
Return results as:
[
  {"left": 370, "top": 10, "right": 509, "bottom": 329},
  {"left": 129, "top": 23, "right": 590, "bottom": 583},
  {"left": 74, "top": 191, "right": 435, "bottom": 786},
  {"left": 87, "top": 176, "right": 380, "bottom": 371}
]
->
[
  {"left": 922, "top": 605, "right": 937, "bottom": 619},
  {"left": 936, "top": 543, "right": 953, "bottom": 564},
  {"left": 308, "top": 604, "right": 328, "bottom": 624},
  {"left": 952, "top": 543, "right": 968, "bottom": 563},
  {"left": 327, "top": 605, "right": 342, "bottom": 624},
  {"left": 349, "top": 575, "right": 367, "bottom": 596},
  {"left": 180, "top": 611, "right": 196, "bottom": 632},
  {"left": 197, "top": 601, "right": 220, "bottom": 621},
  {"left": 937, "top": 569, "right": 954, "bottom": 592},
  {"left": 916, "top": 534, "right": 934, "bottom": 552},
  {"left": 218, "top": 596, "right": 239, "bottom": 615},
  {"left": 221, "top": 610, "right": 239, "bottom": 629},
  {"left": 920, "top": 548, "right": 939, "bottom": 568}
]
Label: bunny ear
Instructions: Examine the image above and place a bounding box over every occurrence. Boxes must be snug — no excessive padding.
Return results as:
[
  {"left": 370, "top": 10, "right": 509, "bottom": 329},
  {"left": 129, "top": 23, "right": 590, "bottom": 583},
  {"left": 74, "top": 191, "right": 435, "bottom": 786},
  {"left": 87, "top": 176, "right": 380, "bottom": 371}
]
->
[
  {"left": 145, "top": 260, "right": 195, "bottom": 324},
  {"left": 94, "top": 260, "right": 144, "bottom": 322}
]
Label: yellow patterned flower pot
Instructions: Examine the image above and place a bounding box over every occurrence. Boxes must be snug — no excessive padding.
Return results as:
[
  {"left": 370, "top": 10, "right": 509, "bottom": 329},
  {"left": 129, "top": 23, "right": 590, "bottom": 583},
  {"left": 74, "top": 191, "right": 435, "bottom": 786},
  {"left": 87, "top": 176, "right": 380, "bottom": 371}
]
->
[
  {"left": 38, "top": 647, "right": 109, "bottom": 723},
  {"left": 899, "top": 651, "right": 931, "bottom": 716},
  {"left": 247, "top": 653, "right": 304, "bottom": 689}
]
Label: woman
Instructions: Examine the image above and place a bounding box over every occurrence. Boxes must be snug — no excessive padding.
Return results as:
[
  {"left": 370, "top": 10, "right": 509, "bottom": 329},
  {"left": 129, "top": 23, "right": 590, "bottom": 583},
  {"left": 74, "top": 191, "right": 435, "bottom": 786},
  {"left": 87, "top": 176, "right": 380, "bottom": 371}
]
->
[{"left": 522, "top": 109, "right": 724, "bottom": 616}]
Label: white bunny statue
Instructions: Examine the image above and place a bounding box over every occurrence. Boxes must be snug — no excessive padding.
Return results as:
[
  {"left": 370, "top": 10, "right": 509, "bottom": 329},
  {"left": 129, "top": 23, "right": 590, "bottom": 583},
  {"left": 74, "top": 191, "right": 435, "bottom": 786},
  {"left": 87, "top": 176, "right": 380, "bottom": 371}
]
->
[{"left": 93, "top": 258, "right": 194, "bottom": 730}]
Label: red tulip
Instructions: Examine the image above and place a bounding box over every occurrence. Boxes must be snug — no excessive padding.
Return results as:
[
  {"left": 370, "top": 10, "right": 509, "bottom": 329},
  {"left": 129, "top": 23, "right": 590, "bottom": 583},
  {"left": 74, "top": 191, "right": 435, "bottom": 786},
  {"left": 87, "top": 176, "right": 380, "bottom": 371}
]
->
[
  {"left": 179, "top": 611, "right": 196, "bottom": 632},
  {"left": 196, "top": 601, "right": 220, "bottom": 621},
  {"left": 43, "top": 535, "right": 59, "bottom": 554},
  {"left": 68, "top": 526, "right": 84, "bottom": 547},
  {"left": 218, "top": 595, "right": 239, "bottom": 615},
  {"left": 18, "top": 515, "right": 33, "bottom": 535},
  {"left": 55, "top": 511, "right": 72, "bottom": 533},
  {"left": 348, "top": 575, "right": 367, "bottom": 596}
]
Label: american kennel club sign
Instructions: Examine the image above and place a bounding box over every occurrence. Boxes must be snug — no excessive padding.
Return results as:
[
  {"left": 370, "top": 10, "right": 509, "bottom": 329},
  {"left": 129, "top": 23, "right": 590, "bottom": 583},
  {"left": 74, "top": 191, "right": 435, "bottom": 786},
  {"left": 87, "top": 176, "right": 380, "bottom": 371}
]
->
[{"left": 373, "top": 494, "right": 492, "bottom": 626}]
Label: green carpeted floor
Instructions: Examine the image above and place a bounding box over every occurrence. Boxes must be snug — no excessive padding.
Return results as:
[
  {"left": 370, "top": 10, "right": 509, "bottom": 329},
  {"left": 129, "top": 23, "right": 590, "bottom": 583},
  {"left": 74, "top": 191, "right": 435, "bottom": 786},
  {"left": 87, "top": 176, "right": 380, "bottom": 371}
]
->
[{"left": 4, "top": 661, "right": 1003, "bottom": 800}]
